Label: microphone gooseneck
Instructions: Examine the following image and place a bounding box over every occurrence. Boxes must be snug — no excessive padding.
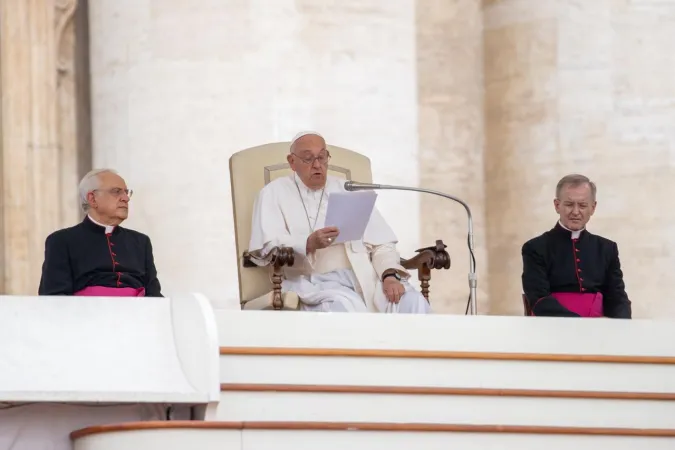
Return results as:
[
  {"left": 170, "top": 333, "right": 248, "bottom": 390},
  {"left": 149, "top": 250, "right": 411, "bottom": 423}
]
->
[{"left": 343, "top": 180, "right": 478, "bottom": 315}]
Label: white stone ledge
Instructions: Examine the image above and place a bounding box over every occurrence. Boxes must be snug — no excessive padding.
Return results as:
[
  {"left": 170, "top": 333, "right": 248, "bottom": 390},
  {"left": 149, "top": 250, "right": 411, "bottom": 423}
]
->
[
  {"left": 70, "top": 422, "right": 675, "bottom": 450},
  {"left": 0, "top": 294, "right": 220, "bottom": 406}
]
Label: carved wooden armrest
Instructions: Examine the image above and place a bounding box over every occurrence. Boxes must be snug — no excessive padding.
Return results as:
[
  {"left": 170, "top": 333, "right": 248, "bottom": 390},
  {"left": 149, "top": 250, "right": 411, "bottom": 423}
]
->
[
  {"left": 400, "top": 240, "right": 450, "bottom": 301},
  {"left": 242, "top": 246, "right": 295, "bottom": 310},
  {"left": 242, "top": 246, "right": 295, "bottom": 268}
]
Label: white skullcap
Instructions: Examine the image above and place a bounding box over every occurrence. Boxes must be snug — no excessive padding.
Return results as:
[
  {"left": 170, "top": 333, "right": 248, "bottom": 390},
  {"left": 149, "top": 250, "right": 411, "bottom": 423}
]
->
[{"left": 290, "top": 130, "right": 324, "bottom": 147}]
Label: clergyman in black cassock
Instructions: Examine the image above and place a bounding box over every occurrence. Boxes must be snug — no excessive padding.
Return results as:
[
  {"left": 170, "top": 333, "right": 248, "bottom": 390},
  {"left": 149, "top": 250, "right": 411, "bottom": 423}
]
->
[
  {"left": 38, "top": 169, "right": 163, "bottom": 297},
  {"left": 521, "top": 174, "right": 631, "bottom": 318}
]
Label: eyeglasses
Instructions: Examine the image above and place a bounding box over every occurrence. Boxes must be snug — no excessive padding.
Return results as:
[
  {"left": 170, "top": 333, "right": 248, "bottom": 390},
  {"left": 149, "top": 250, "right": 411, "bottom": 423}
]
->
[
  {"left": 291, "top": 151, "right": 331, "bottom": 166},
  {"left": 94, "top": 188, "right": 133, "bottom": 199}
]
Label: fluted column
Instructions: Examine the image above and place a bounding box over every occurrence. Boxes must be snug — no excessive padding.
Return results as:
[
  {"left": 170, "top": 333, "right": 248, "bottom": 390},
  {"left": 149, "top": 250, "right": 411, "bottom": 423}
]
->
[
  {"left": 417, "top": 0, "right": 488, "bottom": 313},
  {"left": 56, "top": 0, "right": 93, "bottom": 225},
  {"left": 0, "top": 0, "right": 60, "bottom": 294},
  {"left": 0, "top": 0, "right": 88, "bottom": 295},
  {"left": 483, "top": 0, "right": 675, "bottom": 317}
]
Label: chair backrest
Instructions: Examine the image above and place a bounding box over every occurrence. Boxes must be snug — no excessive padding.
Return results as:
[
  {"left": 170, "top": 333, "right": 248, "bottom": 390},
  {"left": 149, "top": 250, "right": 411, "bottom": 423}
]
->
[{"left": 229, "top": 142, "right": 373, "bottom": 304}]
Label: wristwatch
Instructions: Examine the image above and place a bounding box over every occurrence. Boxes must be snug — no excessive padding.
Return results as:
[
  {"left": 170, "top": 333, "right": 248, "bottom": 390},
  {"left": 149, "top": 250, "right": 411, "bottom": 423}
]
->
[{"left": 382, "top": 272, "right": 401, "bottom": 282}]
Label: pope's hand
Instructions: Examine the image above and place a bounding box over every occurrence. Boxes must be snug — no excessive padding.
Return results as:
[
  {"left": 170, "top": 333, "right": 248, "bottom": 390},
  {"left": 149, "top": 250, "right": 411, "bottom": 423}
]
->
[
  {"left": 307, "top": 227, "right": 340, "bottom": 253},
  {"left": 383, "top": 277, "right": 405, "bottom": 304}
]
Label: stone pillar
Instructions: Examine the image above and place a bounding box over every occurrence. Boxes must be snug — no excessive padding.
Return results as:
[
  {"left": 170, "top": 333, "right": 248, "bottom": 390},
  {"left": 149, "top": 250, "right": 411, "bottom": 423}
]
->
[
  {"left": 87, "top": 0, "right": 422, "bottom": 307},
  {"left": 56, "top": 0, "right": 93, "bottom": 224},
  {"left": 0, "top": 0, "right": 60, "bottom": 294},
  {"left": 483, "top": 1, "right": 559, "bottom": 315},
  {"left": 483, "top": 0, "right": 675, "bottom": 317},
  {"left": 416, "top": 0, "right": 488, "bottom": 314},
  {"left": 0, "top": 0, "right": 88, "bottom": 295}
]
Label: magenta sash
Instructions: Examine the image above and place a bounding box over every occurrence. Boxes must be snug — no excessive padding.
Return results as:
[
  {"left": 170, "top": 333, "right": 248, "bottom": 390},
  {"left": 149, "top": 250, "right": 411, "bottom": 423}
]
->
[
  {"left": 74, "top": 286, "right": 146, "bottom": 297},
  {"left": 551, "top": 292, "right": 603, "bottom": 317}
]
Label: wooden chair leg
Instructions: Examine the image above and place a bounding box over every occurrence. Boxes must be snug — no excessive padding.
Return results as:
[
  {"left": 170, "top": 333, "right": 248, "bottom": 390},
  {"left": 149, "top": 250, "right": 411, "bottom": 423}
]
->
[
  {"left": 271, "top": 265, "right": 284, "bottom": 310},
  {"left": 418, "top": 265, "right": 431, "bottom": 302}
]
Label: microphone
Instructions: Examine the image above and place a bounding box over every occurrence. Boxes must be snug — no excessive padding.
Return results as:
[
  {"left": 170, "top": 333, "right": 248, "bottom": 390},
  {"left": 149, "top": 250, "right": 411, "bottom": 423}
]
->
[
  {"left": 344, "top": 180, "right": 478, "bottom": 315},
  {"left": 344, "top": 181, "right": 383, "bottom": 191}
]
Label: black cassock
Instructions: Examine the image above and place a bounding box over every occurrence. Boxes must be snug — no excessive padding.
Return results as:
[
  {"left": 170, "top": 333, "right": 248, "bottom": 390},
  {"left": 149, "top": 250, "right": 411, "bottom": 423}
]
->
[
  {"left": 521, "top": 222, "right": 631, "bottom": 318},
  {"left": 38, "top": 216, "right": 163, "bottom": 297}
]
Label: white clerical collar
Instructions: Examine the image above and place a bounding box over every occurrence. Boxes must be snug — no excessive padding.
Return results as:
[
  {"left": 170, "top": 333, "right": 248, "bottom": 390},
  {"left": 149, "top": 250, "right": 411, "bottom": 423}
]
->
[
  {"left": 558, "top": 220, "right": 583, "bottom": 239},
  {"left": 88, "top": 215, "right": 115, "bottom": 234}
]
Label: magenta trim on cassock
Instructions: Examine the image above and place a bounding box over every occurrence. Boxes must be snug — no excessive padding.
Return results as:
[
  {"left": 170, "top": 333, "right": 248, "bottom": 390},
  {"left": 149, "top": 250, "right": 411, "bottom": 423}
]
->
[
  {"left": 551, "top": 292, "right": 603, "bottom": 317},
  {"left": 74, "top": 286, "right": 146, "bottom": 297}
]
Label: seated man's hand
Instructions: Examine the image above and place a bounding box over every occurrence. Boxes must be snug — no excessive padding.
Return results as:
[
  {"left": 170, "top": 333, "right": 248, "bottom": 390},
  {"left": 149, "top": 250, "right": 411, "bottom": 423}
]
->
[
  {"left": 383, "top": 277, "right": 405, "bottom": 304},
  {"left": 306, "top": 227, "right": 340, "bottom": 253}
]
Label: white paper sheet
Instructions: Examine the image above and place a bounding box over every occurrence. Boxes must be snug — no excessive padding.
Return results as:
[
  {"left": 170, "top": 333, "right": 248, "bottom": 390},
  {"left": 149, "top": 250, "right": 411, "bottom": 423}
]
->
[{"left": 324, "top": 191, "right": 378, "bottom": 243}]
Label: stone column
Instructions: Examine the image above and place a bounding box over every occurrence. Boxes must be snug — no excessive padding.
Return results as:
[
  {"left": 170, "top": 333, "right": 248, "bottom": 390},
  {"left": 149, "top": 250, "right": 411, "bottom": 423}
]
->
[
  {"left": 483, "top": 0, "right": 675, "bottom": 317},
  {"left": 0, "top": 0, "right": 88, "bottom": 295},
  {"left": 416, "top": 0, "right": 488, "bottom": 314},
  {"left": 56, "top": 0, "right": 93, "bottom": 224},
  {"left": 0, "top": 0, "right": 60, "bottom": 294}
]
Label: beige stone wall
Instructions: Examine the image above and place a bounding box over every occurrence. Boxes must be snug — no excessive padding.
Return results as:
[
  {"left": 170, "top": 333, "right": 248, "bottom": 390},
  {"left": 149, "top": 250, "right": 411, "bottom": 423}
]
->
[
  {"left": 87, "top": 0, "right": 423, "bottom": 308},
  {"left": 3, "top": 0, "right": 675, "bottom": 319},
  {"left": 417, "top": 0, "right": 488, "bottom": 314},
  {"left": 484, "top": 0, "right": 675, "bottom": 317}
]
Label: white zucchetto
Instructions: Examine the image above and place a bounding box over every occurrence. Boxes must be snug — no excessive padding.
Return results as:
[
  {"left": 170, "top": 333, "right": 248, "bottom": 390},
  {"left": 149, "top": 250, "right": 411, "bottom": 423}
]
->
[{"left": 290, "top": 131, "right": 324, "bottom": 147}]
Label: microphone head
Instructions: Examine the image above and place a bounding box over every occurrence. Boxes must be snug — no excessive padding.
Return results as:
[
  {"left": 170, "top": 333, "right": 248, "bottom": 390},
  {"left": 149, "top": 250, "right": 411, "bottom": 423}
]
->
[{"left": 344, "top": 180, "right": 378, "bottom": 191}]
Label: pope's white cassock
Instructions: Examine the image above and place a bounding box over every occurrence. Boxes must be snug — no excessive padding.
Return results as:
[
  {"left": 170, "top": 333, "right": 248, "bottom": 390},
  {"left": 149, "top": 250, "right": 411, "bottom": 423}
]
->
[{"left": 249, "top": 173, "right": 431, "bottom": 313}]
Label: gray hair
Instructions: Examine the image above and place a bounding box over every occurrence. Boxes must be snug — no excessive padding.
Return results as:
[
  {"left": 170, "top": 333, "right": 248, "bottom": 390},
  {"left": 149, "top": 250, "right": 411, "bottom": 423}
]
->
[
  {"left": 78, "top": 168, "right": 118, "bottom": 212},
  {"left": 556, "top": 174, "right": 597, "bottom": 201}
]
